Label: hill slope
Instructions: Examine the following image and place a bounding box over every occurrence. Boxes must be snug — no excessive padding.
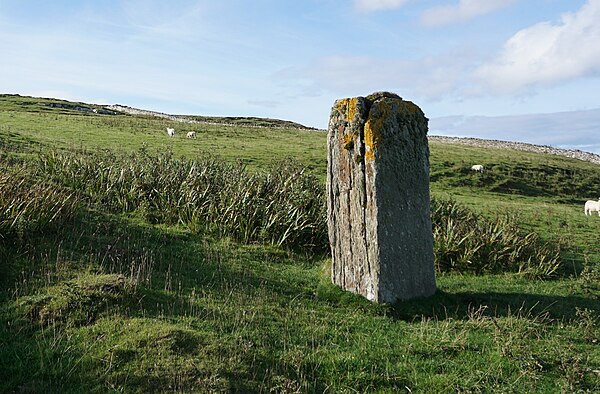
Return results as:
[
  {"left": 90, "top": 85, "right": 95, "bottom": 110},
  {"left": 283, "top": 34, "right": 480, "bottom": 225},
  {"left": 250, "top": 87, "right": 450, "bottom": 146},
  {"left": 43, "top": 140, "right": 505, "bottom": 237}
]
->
[{"left": 1, "top": 94, "right": 599, "bottom": 392}]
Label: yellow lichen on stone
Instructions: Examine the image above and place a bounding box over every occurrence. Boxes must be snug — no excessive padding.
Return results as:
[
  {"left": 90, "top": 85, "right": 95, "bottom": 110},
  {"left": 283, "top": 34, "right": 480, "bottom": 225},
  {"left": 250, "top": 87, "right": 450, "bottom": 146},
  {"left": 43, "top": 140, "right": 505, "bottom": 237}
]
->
[
  {"left": 337, "top": 97, "right": 359, "bottom": 150},
  {"left": 334, "top": 99, "right": 346, "bottom": 120},
  {"left": 399, "top": 100, "right": 422, "bottom": 116},
  {"left": 364, "top": 100, "right": 391, "bottom": 161},
  {"left": 364, "top": 121, "right": 376, "bottom": 161},
  {"left": 346, "top": 97, "right": 358, "bottom": 122},
  {"left": 342, "top": 132, "right": 354, "bottom": 150},
  {"left": 336, "top": 97, "right": 359, "bottom": 123}
]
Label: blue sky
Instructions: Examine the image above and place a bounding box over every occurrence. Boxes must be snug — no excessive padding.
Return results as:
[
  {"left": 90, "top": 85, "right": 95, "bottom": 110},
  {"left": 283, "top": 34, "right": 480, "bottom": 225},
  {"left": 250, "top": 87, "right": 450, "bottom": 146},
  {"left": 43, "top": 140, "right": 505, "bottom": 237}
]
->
[{"left": 2, "top": 0, "right": 600, "bottom": 152}]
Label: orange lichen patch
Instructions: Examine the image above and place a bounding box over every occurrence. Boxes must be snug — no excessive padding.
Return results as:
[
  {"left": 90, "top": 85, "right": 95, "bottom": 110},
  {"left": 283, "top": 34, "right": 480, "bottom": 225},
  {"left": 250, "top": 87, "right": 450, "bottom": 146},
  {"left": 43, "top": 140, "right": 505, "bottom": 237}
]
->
[
  {"left": 364, "top": 121, "right": 377, "bottom": 161},
  {"left": 334, "top": 99, "right": 346, "bottom": 119}
]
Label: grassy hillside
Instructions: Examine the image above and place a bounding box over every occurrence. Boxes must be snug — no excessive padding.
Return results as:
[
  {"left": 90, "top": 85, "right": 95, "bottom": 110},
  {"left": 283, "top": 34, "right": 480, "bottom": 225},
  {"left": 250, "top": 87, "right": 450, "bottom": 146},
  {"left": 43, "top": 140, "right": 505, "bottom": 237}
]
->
[
  {"left": 1, "top": 95, "right": 599, "bottom": 392},
  {"left": 0, "top": 95, "right": 325, "bottom": 173}
]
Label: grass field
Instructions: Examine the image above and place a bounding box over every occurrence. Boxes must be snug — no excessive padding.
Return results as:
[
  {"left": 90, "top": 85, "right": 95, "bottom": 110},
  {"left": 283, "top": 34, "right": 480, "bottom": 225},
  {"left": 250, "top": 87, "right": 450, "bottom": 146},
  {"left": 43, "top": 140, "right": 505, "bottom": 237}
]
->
[{"left": 1, "top": 94, "right": 599, "bottom": 393}]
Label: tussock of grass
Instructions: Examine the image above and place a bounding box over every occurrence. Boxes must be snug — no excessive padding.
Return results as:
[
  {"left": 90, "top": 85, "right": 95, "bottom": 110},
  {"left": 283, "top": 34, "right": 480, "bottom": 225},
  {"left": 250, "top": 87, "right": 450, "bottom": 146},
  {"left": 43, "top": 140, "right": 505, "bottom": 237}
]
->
[
  {"left": 0, "top": 166, "right": 79, "bottom": 240},
  {"left": 32, "top": 149, "right": 568, "bottom": 277},
  {"left": 14, "top": 273, "right": 132, "bottom": 327},
  {"left": 36, "top": 148, "right": 327, "bottom": 250},
  {"left": 431, "top": 198, "right": 564, "bottom": 278}
]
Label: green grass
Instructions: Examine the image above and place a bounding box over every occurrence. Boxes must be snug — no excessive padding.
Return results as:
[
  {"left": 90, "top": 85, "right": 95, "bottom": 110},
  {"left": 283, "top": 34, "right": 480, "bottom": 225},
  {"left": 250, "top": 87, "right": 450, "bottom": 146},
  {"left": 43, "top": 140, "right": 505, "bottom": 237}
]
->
[
  {"left": 1, "top": 94, "right": 599, "bottom": 392},
  {"left": 0, "top": 94, "right": 326, "bottom": 174}
]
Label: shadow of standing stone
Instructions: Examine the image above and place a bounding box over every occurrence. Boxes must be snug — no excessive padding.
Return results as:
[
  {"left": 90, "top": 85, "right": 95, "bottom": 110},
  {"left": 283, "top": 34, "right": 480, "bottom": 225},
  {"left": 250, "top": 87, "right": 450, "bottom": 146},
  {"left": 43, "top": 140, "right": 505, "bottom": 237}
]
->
[{"left": 327, "top": 92, "right": 436, "bottom": 303}]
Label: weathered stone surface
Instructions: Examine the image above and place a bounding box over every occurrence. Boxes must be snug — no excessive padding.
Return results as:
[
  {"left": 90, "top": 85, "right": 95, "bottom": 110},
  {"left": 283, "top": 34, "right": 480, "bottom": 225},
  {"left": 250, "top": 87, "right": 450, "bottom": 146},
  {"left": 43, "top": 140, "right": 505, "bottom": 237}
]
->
[{"left": 327, "top": 92, "right": 436, "bottom": 303}]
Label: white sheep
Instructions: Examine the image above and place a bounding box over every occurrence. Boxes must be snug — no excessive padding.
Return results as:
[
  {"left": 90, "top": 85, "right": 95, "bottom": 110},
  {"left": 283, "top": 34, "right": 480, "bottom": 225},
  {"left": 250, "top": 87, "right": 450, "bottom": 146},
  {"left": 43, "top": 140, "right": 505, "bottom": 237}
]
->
[
  {"left": 584, "top": 198, "right": 600, "bottom": 216},
  {"left": 166, "top": 127, "right": 175, "bottom": 137},
  {"left": 186, "top": 131, "right": 196, "bottom": 139},
  {"left": 471, "top": 164, "right": 484, "bottom": 172}
]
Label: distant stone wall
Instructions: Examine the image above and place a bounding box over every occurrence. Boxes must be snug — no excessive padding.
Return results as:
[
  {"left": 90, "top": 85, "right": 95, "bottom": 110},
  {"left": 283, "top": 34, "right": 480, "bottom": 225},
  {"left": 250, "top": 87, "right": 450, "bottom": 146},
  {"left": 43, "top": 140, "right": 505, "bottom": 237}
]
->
[
  {"left": 105, "top": 105, "right": 316, "bottom": 131},
  {"left": 327, "top": 92, "right": 436, "bottom": 303},
  {"left": 429, "top": 136, "right": 600, "bottom": 166},
  {"left": 105, "top": 105, "right": 194, "bottom": 123},
  {"left": 42, "top": 102, "right": 117, "bottom": 115}
]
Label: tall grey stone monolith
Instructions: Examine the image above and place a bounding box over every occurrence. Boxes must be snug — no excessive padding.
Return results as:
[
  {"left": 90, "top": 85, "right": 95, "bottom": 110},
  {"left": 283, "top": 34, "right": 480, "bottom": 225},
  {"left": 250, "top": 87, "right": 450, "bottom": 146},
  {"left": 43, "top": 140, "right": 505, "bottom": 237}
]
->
[{"left": 327, "top": 92, "right": 436, "bottom": 303}]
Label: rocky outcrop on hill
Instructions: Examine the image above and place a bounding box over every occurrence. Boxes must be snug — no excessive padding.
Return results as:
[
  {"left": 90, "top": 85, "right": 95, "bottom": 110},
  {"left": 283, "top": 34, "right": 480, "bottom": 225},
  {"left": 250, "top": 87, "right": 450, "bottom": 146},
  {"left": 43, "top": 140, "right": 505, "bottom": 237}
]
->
[{"left": 106, "top": 105, "right": 183, "bottom": 122}]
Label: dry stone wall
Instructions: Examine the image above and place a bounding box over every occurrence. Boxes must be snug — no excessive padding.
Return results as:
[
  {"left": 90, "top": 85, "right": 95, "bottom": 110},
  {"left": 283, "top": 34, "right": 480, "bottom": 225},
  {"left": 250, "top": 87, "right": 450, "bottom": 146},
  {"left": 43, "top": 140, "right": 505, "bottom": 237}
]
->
[
  {"left": 105, "top": 105, "right": 314, "bottom": 130},
  {"left": 429, "top": 136, "right": 600, "bottom": 165},
  {"left": 327, "top": 92, "right": 436, "bottom": 303}
]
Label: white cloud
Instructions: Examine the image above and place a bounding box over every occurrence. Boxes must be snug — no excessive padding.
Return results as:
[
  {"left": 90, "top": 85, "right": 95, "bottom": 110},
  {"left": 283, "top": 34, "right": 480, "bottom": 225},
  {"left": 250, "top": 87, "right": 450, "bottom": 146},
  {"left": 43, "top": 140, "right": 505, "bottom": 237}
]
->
[
  {"left": 421, "top": 0, "right": 516, "bottom": 27},
  {"left": 118, "top": 0, "right": 208, "bottom": 38},
  {"left": 354, "top": 0, "right": 412, "bottom": 12},
  {"left": 476, "top": 0, "right": 600, "bottom": 94},
  {"left": 276, "top": 50, "right": 477, "bottom": 101}
]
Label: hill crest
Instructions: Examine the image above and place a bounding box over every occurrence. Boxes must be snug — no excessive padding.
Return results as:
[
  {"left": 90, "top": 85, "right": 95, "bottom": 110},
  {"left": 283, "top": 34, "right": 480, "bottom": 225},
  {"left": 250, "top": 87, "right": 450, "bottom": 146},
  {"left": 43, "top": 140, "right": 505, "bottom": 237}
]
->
[{"left": 3, "top": 93, "right": 599, "bottom": 165}]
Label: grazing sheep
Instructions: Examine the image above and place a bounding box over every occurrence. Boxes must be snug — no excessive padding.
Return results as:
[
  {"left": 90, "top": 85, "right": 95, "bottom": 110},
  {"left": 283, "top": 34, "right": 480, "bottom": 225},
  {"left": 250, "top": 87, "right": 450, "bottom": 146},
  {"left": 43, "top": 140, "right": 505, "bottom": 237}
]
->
[
  {"left": 584, "top": 198, "right": 600, "bottom": 216},
  {"left": 186, "top": 131, "right": 196, "bottom": 139},
  {"left": 471, "top": 164, "right": 484, "bottom": 172},
  {"left": 166, "top": 127, "right": 175, "bottom": 137}
]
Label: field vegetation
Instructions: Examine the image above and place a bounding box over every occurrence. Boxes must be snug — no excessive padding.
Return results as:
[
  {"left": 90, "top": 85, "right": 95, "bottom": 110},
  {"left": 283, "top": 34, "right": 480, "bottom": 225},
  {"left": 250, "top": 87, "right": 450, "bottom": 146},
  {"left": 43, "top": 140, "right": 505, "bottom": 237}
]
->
[{"left": 1, "top": 94, "right": 599, "bottom": 392}]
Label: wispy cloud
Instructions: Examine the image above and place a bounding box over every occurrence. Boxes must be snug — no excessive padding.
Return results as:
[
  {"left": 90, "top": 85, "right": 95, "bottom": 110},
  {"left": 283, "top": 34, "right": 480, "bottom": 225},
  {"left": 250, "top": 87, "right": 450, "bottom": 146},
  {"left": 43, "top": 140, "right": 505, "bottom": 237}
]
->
[
  {"left": 276, "top": 50, "right": 477, "bottom": 100},
  {"left": 247, "top": 99, "right": 281, "bottom": 109},
  {"left": 118, "top": 0, "right": 209, "bottom": 39},
  {"left": 75, "top": 0, "right": 211, "bottom": 42},
  {"left": 476, "top": 0, "right": 600, "bottom": 94},
  {"left": 421, "top": 0, "right": 516, "bottom": 27},
  {"left": 353, "top": 0, "right": 412, "bottom": 13}
]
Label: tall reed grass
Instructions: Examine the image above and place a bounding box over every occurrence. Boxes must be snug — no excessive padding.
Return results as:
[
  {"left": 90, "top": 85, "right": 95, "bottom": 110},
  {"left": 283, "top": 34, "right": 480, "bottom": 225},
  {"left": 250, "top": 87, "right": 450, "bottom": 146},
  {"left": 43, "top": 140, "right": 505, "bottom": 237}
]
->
[
  {"left": 31, "top": 148, "right": 565, "bottom": 277},
  {"left": 0, "top": 167, "right": 79, "bottom": 241},
  {"left": 37, "top": 148, "right": 327, "bottom": 250},
  {"left": 431, "top": 198, "right": 563, "bottom": 277}
]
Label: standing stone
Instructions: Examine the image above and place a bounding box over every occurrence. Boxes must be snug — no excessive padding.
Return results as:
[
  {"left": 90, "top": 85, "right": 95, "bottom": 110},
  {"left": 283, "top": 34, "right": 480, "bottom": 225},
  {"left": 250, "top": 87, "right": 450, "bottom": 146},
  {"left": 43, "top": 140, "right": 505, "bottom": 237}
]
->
[{"left": 327, "top": 92, "right": 436, "bottom": 303}]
